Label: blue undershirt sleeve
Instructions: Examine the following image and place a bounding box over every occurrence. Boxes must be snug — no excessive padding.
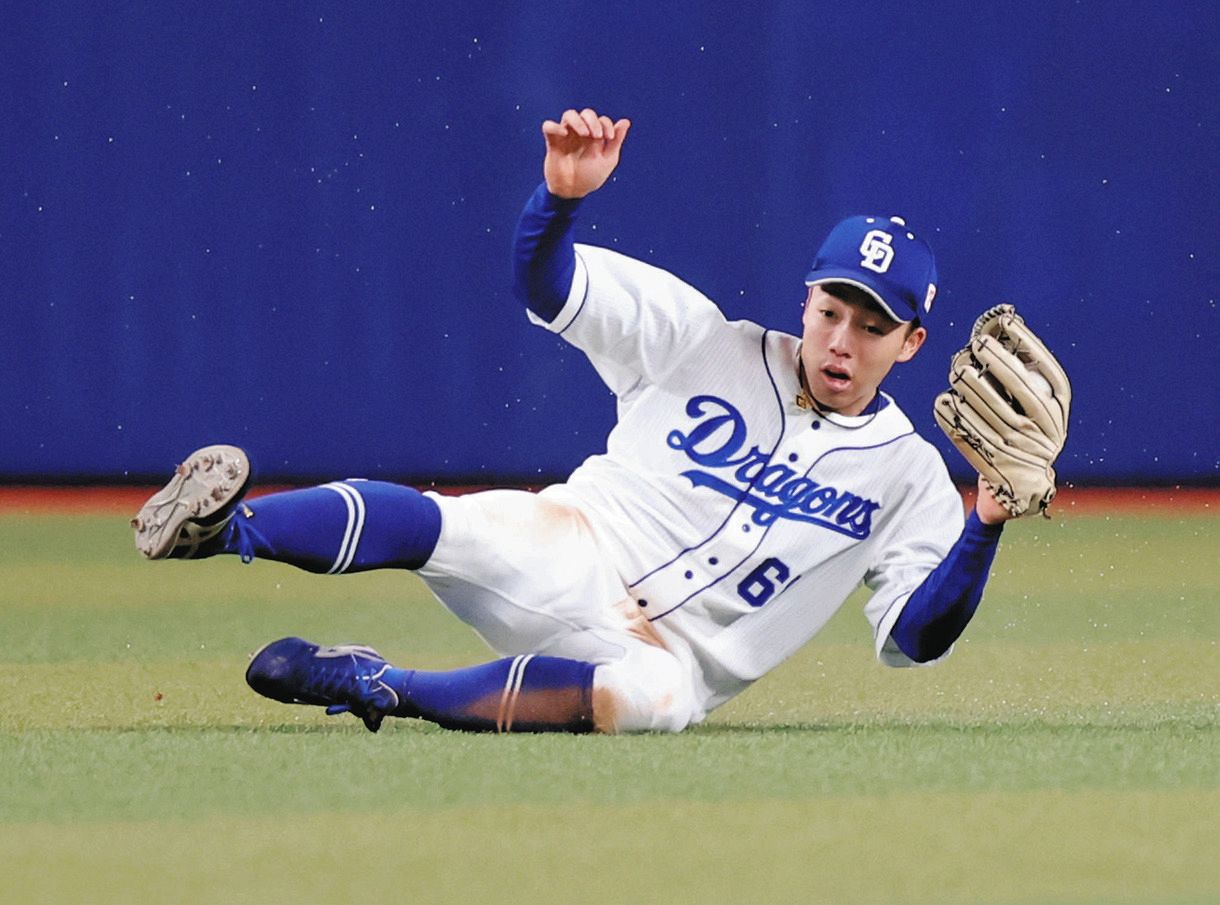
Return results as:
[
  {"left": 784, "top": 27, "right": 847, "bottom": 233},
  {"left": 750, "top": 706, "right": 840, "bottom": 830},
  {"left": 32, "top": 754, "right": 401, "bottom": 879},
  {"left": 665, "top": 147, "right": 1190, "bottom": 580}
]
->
[
  {"left": 890, "top": 511, "right": 1005, "bottom": 663},
  {"left": 512, "top": 182, "right": 583, "bottom": 323}
]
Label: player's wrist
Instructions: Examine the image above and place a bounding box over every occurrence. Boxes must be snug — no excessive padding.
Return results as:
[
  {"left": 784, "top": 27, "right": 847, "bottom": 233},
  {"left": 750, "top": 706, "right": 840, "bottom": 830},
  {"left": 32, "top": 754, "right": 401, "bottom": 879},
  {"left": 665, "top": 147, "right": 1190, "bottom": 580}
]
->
[
  {"left": 973, "top": 485, "right": 1013, "bottom": 526},
  {"left": 541, "top": 180, "right": 589, "bottom": 204}
]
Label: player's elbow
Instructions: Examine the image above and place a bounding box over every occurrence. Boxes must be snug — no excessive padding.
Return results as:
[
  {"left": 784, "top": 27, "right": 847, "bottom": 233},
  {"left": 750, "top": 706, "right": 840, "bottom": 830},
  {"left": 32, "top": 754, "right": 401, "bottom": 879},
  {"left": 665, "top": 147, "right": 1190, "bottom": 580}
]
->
[
  {"left": 513, "top": 255, "right": 575, "bottom": 323},
  {"left": 891, "top": 618, "right": 959, "bottom": 663}
]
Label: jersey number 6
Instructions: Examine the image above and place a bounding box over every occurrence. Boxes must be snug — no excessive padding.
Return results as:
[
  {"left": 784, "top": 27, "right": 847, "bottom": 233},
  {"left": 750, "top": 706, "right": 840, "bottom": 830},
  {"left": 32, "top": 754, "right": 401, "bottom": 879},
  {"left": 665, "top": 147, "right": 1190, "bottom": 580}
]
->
[{"left": 737, "top": 557, "right": 791, "bottom": 608}]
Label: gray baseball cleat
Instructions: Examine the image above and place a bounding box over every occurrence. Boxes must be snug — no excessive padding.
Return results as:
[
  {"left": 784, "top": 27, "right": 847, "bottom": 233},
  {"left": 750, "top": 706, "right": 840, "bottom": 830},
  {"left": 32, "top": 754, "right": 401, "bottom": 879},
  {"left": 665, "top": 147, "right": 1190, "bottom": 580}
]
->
[{"left": 131, "top": 444, "right": 252, "bottom": 559}]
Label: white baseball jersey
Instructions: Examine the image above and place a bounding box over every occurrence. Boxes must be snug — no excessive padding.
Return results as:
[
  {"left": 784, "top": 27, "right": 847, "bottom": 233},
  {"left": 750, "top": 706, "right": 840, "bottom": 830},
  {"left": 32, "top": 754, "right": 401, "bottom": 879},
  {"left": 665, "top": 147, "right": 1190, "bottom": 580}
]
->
[{"left": 529, "top": 244, "right": 965, "bottom": 710}]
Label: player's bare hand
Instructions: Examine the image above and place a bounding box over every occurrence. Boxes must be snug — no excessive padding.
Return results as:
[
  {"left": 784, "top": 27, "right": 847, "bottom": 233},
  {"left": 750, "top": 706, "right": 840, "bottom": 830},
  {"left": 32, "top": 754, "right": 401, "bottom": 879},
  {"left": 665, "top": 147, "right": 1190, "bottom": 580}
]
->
[{"left": 542, "top": 108, "right": 631, "bottom": 199}]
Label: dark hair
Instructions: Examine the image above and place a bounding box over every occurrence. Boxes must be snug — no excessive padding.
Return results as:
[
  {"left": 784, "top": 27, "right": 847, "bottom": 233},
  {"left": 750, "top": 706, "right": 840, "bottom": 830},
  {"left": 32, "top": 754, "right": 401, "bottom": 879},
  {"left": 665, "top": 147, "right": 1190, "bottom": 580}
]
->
[{"left": 820, "top": 282, "right": 875, "bottom": 308}]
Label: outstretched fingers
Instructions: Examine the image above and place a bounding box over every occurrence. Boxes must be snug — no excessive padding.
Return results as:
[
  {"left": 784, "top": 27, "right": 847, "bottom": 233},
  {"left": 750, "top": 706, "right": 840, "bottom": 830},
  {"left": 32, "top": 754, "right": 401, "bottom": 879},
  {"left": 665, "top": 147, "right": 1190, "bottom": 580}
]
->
[
  {"left": 543, "top": 108, "right": 629, "bottom": 145},
  {"left": 579, "top": 107, "right": 604, "bottom": 138},
  {"left": 606, "top": 117, "right": 631, "bottom": 152},
  {"left": 540, "top": 107, "right": 632, "bottom": 198}
]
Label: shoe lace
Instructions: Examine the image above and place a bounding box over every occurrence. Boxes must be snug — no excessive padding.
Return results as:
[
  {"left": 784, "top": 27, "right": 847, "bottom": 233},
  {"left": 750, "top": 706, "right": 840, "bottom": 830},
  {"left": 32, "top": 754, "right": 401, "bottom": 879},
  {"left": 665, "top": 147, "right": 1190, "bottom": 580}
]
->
[
  {"left": 313, "top": 654, "right": 394, "bottom": 733},
  {"left": 230, "top": 516, "right": 274, "bottom": 564}
]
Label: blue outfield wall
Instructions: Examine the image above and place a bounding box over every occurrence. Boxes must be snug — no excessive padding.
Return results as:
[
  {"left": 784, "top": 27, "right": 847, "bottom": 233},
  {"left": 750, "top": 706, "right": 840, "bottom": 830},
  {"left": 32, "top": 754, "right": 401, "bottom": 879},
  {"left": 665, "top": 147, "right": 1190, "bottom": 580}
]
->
[{"left": 1, "top": 2, "right": 1217, "bottom": 484}]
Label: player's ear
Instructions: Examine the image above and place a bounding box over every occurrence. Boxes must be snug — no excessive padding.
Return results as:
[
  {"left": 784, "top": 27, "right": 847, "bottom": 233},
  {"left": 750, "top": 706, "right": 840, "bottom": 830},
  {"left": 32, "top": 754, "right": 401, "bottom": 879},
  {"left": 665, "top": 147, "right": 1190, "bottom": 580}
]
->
[{"left": 895, "top": 325, "right": 927, "bottom": 363}]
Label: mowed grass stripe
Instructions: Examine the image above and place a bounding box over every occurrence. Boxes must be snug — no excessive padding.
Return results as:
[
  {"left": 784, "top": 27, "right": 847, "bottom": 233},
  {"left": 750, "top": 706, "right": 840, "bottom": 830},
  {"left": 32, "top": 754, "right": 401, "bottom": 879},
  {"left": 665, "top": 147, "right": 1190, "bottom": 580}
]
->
[
  {"left": 2, "top": 639, "right": 1215, "bottom": 733},
  {"left": 2, "top": 512, "right": 1217, "bottom": 665},
  {"left": 2, "top": 791, "right": 1217, "bottom": 905},
  {"left": 3, "top": 715, "right": 1215, "bottom": 824}
]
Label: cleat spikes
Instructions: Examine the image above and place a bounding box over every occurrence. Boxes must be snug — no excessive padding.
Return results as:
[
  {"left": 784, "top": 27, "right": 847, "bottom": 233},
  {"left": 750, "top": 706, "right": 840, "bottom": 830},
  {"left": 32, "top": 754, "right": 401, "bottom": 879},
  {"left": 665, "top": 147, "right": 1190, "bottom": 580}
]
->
[{"left": 132, "top": 444, "right": 252, "bottom": 560}]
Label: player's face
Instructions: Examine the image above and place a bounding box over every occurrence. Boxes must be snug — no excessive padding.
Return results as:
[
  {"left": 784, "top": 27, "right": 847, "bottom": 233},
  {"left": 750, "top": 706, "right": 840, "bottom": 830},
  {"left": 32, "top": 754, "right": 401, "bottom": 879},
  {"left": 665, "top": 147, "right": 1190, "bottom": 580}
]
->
[{"left": 800, "top": 286, "right": 927, "bottom": 416}]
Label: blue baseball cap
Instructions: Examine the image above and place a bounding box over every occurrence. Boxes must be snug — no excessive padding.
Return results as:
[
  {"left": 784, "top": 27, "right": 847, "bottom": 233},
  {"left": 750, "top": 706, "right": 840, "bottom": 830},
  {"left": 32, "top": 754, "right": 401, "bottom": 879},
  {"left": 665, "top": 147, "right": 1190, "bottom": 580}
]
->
[{"left": 804, "top": 215, "right": 938, "bottom": 323}]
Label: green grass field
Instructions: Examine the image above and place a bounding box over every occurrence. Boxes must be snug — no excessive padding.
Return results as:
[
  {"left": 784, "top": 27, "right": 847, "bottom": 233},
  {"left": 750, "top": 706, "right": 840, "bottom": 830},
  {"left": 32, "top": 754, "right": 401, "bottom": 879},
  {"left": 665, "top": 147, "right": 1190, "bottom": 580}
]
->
[{"left": 1, "top": 507, "right": 1217, "bottom": 904}]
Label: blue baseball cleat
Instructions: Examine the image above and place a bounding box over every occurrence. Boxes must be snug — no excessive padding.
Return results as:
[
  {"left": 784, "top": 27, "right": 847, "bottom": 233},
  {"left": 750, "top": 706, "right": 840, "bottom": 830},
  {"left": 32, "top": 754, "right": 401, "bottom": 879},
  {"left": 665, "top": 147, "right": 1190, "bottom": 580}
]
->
[
  {"left": 245, "top": 637, "right": 400, "bottom": 733},
  {"left": 132, "top": 444, "right": 252, "bottom": 560}
]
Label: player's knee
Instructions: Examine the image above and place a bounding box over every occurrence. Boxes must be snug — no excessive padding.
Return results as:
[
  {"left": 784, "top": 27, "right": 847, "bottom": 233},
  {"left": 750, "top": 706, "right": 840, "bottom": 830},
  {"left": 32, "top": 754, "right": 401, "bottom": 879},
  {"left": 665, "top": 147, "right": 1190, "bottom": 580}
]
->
[{"left": 592, "top": 647, "right": 699, "bottom": 734}]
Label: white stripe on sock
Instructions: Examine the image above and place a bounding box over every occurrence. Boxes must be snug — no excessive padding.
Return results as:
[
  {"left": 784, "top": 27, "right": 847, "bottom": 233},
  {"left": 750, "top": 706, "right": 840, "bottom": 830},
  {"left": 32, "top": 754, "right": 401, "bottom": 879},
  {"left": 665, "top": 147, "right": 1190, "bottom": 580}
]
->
[
  {"left": 322, "top": 482, "right": 359, "bottom": 574},
  {"left": 335, "top": 482, "right": 366, "bottom": 574},
  {"left": 497, "top": 655, "right": 525, "bottom": 732},
  {"left": 502, "top": 654, "right": 534, "bottom": 733}
]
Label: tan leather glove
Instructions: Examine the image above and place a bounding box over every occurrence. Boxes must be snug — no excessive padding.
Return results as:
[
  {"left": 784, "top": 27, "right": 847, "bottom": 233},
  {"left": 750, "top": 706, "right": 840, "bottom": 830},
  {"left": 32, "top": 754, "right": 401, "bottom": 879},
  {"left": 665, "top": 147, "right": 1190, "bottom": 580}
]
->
[{"left": 934, "top": 305, "right": 1072, "bottom": 517}]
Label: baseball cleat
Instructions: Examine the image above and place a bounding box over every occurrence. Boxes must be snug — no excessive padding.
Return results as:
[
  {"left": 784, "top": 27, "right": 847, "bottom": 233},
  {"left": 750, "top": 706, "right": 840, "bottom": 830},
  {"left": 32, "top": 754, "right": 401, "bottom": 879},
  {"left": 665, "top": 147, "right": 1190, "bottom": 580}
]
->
[
  {"left": 245, "top": 636, "right": 400, "bottom": 733},
  {"left": 131, "top": 444, "right": 252, "bottom": 560}
]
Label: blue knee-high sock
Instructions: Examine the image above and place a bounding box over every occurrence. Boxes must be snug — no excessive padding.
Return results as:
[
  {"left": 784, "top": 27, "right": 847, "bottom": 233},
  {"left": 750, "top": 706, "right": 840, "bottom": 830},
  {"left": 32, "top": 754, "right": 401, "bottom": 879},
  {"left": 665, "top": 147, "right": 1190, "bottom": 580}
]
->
[
  {"left": 383, "top": 656, "right": 596, "bottom": 733},
  {"left": 207, "top": 480, "right": 441, "bottom": 573}
]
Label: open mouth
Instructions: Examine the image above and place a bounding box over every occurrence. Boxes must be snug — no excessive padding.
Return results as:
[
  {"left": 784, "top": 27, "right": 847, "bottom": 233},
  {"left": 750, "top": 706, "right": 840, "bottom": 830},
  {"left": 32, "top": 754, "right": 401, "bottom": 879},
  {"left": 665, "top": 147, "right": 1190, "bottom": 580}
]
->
[{"left": 821, "top": 367, "right": 852, "bottom": 389}]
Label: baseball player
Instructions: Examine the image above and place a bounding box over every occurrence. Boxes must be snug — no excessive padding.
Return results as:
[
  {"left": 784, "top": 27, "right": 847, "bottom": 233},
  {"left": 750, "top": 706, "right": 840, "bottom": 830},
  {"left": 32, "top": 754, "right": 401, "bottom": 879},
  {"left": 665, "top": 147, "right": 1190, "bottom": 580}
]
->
[{"left": 132, "top": 107, "right": 1070, "bottom": 734}]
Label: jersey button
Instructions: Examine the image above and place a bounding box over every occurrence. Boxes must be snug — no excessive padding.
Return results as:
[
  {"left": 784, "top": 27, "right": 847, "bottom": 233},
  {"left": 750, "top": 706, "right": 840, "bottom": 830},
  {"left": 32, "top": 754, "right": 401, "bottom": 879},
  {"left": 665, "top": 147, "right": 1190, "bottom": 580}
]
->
[
  {"left": 684, "top": 570, "right": 693, "bottom": 579},
  {"left": 637, "top": 599, "right": 648, "bottom": 608},
  {"left": 810, "top": 421, "right": 821, "bottom": 430}
]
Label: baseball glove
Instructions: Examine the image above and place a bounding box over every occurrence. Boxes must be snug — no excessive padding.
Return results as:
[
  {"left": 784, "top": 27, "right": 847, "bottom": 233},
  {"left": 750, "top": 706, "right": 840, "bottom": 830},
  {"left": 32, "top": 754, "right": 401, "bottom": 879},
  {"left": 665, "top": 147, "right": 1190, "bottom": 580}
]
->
[{"left": 933, "top": 304, "right": 1071, "bottom": 518}]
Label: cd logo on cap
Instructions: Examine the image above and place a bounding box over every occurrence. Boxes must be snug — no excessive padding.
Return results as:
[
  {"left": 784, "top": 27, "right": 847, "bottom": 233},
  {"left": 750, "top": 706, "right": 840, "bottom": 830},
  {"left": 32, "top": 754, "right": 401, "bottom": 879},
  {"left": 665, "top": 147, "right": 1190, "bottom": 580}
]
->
[{"left": 859, "top": 230, "right": 894, "bottom": 274}]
